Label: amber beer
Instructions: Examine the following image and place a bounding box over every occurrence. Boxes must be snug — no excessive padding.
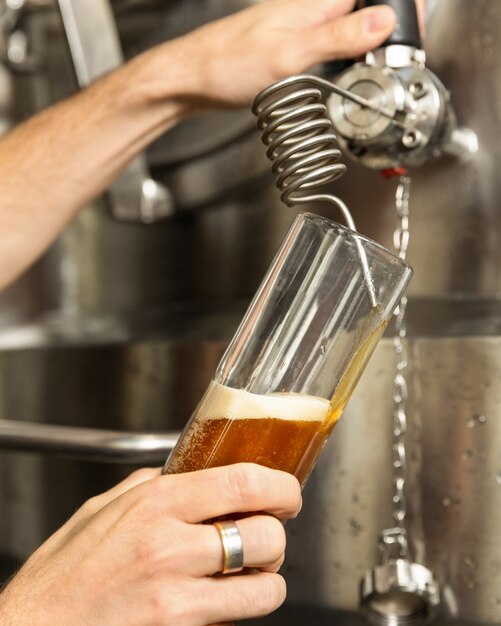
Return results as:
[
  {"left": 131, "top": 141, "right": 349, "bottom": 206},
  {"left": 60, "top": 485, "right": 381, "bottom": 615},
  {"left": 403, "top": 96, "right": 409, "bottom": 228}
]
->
[
  {"left": 164, "top": 317, "right": 384, "bottom": 484},
  {"left": 164, "top": 382, "right": 343, "bottom": 485}
]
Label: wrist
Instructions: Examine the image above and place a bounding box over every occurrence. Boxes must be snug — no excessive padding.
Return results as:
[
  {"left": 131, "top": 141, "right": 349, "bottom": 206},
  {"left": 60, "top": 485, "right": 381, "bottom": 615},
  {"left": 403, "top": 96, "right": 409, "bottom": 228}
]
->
[
  {"left": 125, "top": 37, "right": 206, "bottom": 116},
  {"left": 71, "top": 38, "right": 202, "bottom": 159}
]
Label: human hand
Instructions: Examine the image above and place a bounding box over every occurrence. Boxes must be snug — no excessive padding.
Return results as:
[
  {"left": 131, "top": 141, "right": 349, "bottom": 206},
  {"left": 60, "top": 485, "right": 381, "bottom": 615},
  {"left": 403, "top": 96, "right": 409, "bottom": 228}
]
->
[
  {"left": 0, "top": 464, "right": 302, "bottom": 626},
  {"left": 142, "top": 0, "right": 398, "bottom": 108}
]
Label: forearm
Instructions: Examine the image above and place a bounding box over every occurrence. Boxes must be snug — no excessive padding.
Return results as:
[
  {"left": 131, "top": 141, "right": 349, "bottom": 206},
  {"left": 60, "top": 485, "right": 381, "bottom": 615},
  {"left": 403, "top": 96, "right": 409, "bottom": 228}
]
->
[
  {"left": 0, "top": 40, "right": 195, "bottom": 291},
  {"left": 0, "top": 0, "right": 401, "bottom": 291}
]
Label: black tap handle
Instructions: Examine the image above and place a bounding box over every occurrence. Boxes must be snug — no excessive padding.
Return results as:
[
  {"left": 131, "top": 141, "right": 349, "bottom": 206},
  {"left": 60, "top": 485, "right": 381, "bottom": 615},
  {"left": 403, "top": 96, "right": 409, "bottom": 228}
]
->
[{"left": 363, "top": 0, "right": 422, "bottom": 49}]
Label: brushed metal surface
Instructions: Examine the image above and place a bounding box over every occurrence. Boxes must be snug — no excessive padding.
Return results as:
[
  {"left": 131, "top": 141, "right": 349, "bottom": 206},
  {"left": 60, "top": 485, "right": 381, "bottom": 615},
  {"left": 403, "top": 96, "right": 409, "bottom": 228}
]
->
[{"left": 279, "top": 337, "right": 501, "bottom": 623}]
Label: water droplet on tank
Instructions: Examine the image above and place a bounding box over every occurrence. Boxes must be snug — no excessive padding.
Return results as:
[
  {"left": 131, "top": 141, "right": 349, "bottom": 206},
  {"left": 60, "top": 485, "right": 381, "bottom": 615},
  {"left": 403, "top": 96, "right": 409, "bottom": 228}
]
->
[
  {"left": 467, "top": 414, "right": 487, "bottom": 428},
  {"left": 349, "top": 518, "right": 363, "bottom": 536},
  {"left": 465, "top": 556, "right": 478, "bottom": 570},
  {"left": 441, "top": 496, "right": 461, "bottom": 507},
  {"left": 320, "top": 344, "right": 326, "bottom": 356},
  {"left": 462, "top": 449, "right": 475, "bottom": 460}
]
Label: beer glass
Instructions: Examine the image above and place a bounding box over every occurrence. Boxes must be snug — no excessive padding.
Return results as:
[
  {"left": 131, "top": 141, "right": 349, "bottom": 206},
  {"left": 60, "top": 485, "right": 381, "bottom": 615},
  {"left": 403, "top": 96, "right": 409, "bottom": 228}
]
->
[{"left": 163, "top": 212, "right": 412, "bottom": 485}]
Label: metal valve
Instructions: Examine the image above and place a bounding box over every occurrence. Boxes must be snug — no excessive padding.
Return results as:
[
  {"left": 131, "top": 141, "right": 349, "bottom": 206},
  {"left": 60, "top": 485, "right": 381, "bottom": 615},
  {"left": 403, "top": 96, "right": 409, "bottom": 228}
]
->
[
  {"left": 361, "top": 528, "right": 440, "bottom": 626},
  {"left": 327, "top": 0, "right": 477, "bottom": 169}
]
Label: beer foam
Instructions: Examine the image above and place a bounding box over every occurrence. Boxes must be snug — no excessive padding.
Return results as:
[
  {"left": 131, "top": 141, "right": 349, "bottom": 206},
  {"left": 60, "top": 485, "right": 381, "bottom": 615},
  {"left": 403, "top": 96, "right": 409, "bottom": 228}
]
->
[{"left": 198, "top": 382, "right": 331, "bottom": 422}]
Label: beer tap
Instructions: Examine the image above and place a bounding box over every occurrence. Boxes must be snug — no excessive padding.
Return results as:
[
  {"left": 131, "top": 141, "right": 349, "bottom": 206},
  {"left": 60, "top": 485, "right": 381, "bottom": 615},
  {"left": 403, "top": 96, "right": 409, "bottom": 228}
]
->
[
  {"left": 254, "top": 2, "right": 474, "bottom": 624},
  {"left": 327, "top": 0, "right": 477, "bottom": 170},
  {"left": 324, "top": 2, "right": 456, "bottom": 624}
]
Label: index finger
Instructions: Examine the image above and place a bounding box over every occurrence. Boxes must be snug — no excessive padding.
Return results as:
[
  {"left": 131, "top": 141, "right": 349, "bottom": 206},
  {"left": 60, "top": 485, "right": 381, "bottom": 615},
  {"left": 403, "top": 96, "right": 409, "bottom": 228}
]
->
[{"left": 151, "top": 463, "right": 302, "bottom": 523}]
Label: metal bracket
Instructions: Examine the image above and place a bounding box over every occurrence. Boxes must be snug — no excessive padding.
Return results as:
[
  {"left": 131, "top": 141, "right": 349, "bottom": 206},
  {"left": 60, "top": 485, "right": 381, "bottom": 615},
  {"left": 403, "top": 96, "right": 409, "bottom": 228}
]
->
[{"left": 57, "top": 0, "right": 174, "bottom": 222}]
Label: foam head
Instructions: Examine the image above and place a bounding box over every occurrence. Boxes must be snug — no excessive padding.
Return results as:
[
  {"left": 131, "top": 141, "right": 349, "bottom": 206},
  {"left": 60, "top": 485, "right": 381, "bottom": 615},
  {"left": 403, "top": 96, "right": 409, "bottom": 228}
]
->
[{"left": 198, "top": 382, "right": 331, "bottom": 422}]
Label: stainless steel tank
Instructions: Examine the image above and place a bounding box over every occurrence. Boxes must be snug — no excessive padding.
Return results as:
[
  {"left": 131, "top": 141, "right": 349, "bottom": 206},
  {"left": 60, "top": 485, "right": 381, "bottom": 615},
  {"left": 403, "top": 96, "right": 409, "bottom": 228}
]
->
[{"left": 1, "top": 1, "right": 501, "bottom": 624}]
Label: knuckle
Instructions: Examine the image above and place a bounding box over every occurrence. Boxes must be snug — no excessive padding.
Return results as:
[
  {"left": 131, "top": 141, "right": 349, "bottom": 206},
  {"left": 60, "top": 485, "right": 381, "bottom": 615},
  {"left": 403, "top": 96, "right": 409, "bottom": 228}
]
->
[
  {"left": 140, "top": 474, "right": 164, "bottom": 496},
  {"left": 136, "top": 537, "right": 158, "bottom": 575},
  {"left": 226, "top": 463, "right": 266, "bottom": 507},
  {"left": 128, "top": 467, "right": 160, "bottom": 483},
  {"left": 135, "top": 533, "right": 163, "bottom": 575},
  {"left": 271, "top": 45, "right": 303, "bottom": 80},
  {"left": 321, "top": 21, "right": 348, "bottom": 58},
  {"left": 258, "top": 574, "right": 287, "bottom": 613},
  {"left": 289, "top": 478, "right": 302, "bottom": 517},
  {"left": 270, "top": 574, "right": 287, "bottom": 609},
  {"left": 234, "top": 574, "right": 287, "bottom": 618},
  {"left": 225, "top": 464, "right": 301, "bottom": 516},
  {"left": 148, "top": 585, "right": 189, "bottom": 624},
  {"left": 275, "top": 474, "right": 302, "bottom": 519},
  {"left": 135, "top": 526, "right": 180, "bottom": 577},
  {"left": 275, "top": 574, "right": 288, "bottom": 607},
  {"left": 130, "top": 477, "right": 164, "bottom": 520},
  {"left": 78, "top": 495, "right": 102, "bottom": 517},
  {"left": 270, "top": 553, "right": 286, "bottom": 573},
  {"left": 267, "top": 517, "right": 287, "bottom": 557},
  {"left": 253, "top": 516, "right": 287, "bottom": 564}
]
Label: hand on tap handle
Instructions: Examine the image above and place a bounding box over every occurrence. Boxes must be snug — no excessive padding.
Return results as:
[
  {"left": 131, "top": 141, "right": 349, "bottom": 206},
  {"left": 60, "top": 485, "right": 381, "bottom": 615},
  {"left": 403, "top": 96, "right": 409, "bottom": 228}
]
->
[
  {"left": 179, "top": 0, "right": 399, "bottom": 107},
  {"left": 328, "top": 0, "right": 475, "bottom": 170},
  {"left": 0, "top": 0, "right": 404, "bottom": 292}
]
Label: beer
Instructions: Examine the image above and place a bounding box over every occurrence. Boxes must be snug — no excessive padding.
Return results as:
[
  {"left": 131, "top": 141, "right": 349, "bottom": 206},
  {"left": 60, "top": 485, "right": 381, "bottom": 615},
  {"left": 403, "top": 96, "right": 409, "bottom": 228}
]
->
[{"left": 164, "top": 382, "right": 343, "bottom": 485}]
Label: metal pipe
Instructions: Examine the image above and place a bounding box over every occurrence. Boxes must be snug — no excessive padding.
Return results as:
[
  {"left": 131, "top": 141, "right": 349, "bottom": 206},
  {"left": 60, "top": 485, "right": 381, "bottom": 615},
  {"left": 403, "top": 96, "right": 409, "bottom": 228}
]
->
[{"left": 0, "top": 420, "right": 180, "bottom": 463}]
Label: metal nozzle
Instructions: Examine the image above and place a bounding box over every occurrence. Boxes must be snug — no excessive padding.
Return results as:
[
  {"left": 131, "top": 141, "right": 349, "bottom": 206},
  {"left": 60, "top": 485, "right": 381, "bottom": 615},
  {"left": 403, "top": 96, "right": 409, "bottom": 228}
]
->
[
  {"left": 361, "top": 559, "right": 440, "bottom": 626},
  {"left": 442, "top": 127, "right": 479, "bottom": 162}
]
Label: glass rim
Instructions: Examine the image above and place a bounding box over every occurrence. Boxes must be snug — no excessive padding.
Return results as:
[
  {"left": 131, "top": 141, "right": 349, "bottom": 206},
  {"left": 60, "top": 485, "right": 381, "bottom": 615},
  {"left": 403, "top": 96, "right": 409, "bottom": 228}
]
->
[{"left": 296, "top": 211, "right": 413, "bottom": 273}]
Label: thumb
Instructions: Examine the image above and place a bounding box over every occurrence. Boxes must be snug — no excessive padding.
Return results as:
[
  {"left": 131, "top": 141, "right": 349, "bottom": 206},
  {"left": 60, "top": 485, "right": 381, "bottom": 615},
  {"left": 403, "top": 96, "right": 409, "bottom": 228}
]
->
[{"left": 304, "top": 6, "right": 397, "bottom": 65}]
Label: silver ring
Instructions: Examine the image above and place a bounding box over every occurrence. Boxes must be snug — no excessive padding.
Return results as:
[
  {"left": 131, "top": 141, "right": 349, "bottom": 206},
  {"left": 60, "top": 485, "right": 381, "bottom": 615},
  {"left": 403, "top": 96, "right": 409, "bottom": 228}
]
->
[{"left": 214, "top": 520, "right": 244, "bottom": 574}]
